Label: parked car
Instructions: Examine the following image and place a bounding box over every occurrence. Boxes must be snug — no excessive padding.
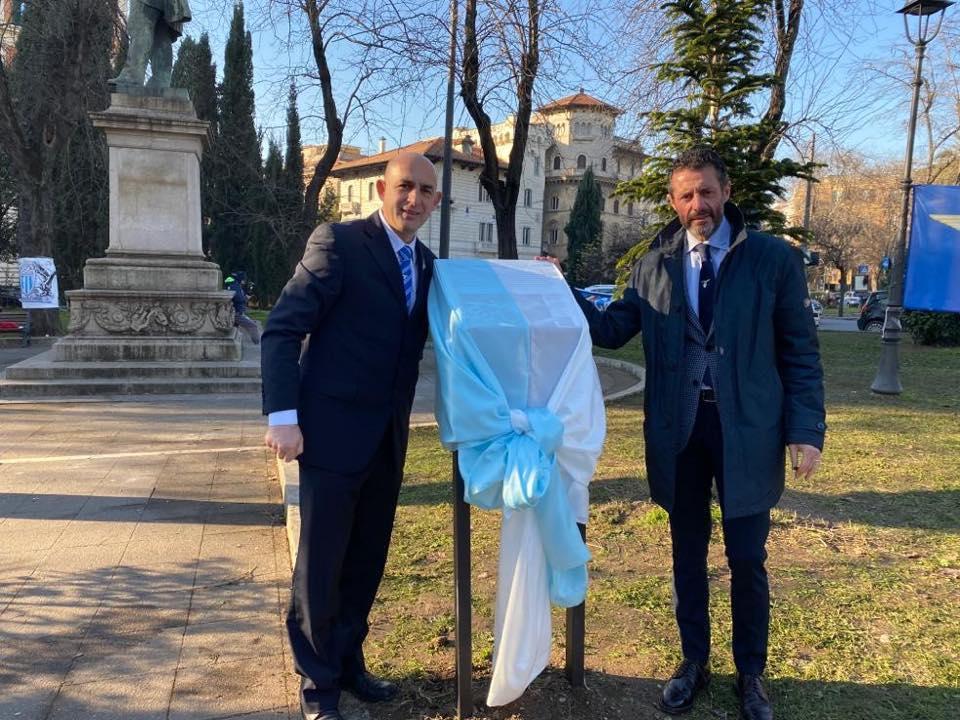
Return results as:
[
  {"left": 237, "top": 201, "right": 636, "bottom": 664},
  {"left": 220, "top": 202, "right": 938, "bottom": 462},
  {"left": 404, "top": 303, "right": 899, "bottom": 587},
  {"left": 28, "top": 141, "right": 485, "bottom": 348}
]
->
[
  {"left": 844, "top": 291, "right": 863, "bottom": 307},
  {"left": 810, "top": 299, "right": 822, "bottom": 327},
  {"left": 577, "top": 284, "right": 615, "bottom": 311},
  {"left": 857, "top": 290, "right": 888, "bottom": 331}
]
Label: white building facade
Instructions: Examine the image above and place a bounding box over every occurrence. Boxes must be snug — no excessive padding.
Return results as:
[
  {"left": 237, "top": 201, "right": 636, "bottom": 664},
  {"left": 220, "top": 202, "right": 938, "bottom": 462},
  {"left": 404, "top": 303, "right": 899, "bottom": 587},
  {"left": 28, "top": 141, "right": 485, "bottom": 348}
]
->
[
  {"left": 330, "top": 137, "right": 542, "bottom": 260},
  {"left": 317, "top": 91, "right": 649, "bottom": 262}
]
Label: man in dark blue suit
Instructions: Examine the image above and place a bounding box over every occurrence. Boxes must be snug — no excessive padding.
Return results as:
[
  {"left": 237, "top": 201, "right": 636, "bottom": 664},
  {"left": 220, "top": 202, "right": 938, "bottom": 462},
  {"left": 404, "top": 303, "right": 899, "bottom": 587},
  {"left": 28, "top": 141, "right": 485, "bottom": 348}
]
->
[
  {"left": 550, "top": 147, "right": 825, "bottom": 720},
  {"left": 261, "top": 152, "right": 440, "bottom": 720}
]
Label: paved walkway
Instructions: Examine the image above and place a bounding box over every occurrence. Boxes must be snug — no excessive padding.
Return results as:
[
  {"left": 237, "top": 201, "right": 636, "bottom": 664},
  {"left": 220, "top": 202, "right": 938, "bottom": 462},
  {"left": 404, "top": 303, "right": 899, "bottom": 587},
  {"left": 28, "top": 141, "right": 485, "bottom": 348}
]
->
[
  {"left": 0, "top": 342, "right": 643, "bottom": 719},
  {"left": 0, "top": 393, "right": 299, "bottom": 719}
]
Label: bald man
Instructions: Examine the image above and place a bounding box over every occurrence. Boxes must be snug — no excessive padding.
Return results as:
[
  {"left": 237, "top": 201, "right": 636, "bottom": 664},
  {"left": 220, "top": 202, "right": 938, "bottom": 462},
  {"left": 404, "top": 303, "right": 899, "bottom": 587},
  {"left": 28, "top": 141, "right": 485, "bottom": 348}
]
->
[{"left": 262, "top": 153, "right": 441, "bottom": 720}]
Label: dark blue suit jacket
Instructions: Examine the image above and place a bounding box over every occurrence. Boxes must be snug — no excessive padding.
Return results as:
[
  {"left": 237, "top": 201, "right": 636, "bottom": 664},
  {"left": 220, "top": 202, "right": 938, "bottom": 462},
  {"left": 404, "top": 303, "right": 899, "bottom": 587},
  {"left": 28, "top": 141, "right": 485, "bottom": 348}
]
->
[{"left": 261, "top": 213, "right": 436, "bottom": 473}]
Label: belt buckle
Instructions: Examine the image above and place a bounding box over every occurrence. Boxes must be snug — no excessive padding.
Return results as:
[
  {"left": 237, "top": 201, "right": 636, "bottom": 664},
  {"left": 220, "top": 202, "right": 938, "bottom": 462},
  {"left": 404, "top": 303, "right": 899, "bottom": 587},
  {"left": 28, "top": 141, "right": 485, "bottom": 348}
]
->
[{"left": 700, "top": 387, "right": 716, "bottom": 403}]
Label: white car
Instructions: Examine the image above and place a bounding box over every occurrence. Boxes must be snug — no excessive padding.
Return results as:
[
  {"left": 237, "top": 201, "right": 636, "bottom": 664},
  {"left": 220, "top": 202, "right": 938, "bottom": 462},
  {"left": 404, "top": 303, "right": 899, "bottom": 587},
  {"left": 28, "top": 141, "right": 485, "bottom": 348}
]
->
[
  {"left": 810, "top": 299, "right": 822, "bottom": 327},
  {"left": 844, "top": 291, "right": 862, "bottom": 307}
]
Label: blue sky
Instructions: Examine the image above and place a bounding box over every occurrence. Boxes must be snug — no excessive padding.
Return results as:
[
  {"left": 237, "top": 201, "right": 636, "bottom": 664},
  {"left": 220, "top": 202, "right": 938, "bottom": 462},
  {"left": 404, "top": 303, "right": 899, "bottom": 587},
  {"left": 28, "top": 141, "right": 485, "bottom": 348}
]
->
[{"left": 177, "top": 1, "right": 957, "bottom": 166}]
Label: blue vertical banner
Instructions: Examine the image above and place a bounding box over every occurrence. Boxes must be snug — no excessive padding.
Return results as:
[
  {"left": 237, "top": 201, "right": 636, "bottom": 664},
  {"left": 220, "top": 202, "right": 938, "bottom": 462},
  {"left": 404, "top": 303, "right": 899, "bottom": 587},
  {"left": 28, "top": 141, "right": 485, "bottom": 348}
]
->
[{"left": 905, "top": 185, "right": 960, "bottom": 312}]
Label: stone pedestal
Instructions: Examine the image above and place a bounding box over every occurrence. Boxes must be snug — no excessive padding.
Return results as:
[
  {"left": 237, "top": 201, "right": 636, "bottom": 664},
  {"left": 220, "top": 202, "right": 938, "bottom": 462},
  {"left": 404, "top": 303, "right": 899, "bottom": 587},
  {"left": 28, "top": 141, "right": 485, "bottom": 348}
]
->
[
  {"left": 2, "top": 89, "right": 257, "bottom": 397},
  {"left": 54, "top": 89, "right": 240, "bottom": 364}
]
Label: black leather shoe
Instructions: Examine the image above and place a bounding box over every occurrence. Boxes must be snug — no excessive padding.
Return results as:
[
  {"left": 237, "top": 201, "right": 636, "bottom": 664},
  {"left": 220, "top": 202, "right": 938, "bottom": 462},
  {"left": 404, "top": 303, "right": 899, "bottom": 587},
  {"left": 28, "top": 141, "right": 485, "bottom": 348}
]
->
[
  {"left": 343, "top": 671, "right": 399, "bottom": 703},
  {"left": 301, "top": 709, "right": 343, "bottom": 720},
  {"left": 736, "top": 673, "right": 773, "bottom": 720},
  {"left": 658, "top": 659, "right": 710, "bottom": 714}
]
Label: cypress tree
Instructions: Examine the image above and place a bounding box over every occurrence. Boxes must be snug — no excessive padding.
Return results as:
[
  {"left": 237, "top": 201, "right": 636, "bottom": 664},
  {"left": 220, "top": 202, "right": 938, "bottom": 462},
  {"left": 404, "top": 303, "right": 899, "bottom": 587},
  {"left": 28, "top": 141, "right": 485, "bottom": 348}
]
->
[
  {"left": 280, "top": 80, "right": 308, "bottom": 267},
  {"left": 565, "top": 167, "right": 603, "bottom": 287},
  {"left": 281, "top": 80, "right": 304, "bottom": 217},
  {"left": 4, "top": 0, "right": 119, "bottom": 262},
  {"left": 249, "top": 138, "right": 288, "bottom": 304},
  {"left": 51, "top": 3, "right": 116, "bottom": 291},
  {"left": 616, "top": 0, "right": 816, "bottom": 273},
  {"left": 172, "top": 33, "right": 218, "bottom": 256},
  {"left": 210, "top": 1, "right": 263, "bottom": 276},
  {"left": 264, "top": 138, "right": 283, "bottom": 189},
  {"left": 172, "top": 34, "right": 218, "bottom": 125}
]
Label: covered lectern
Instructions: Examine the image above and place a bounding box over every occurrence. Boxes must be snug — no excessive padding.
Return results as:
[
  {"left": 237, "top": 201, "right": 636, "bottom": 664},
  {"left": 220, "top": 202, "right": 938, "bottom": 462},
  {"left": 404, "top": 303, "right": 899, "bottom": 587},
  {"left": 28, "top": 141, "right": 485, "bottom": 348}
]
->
[{"left": 428, "top": 260, "right": 606, "bottom": 710}]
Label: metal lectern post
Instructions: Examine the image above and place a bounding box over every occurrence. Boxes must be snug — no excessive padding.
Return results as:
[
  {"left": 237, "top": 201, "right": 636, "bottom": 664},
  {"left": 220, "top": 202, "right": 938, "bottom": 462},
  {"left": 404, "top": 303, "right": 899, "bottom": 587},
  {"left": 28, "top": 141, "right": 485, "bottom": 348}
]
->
[
  {"left": 452, "top": 452, "right": 473, "bottom": 718},
  {"left": 565, "top": 523, "right": 587, "bottom": 686}
]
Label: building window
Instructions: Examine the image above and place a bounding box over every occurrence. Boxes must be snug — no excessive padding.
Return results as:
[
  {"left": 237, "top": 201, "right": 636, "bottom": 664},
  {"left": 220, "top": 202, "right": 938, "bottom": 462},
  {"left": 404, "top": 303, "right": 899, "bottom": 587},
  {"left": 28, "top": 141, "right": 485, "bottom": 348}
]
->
[
  {"left": 478, "top": 181, "right": 490, "bottom": 202},
  {"left": 553, "top": 155, "right": 561, "bottom": 170},
  {"left": 630, "top": 162, "right": 635, "bottom": 176},
  {"left": 549, "top": 228, "right": 559, "bottom": 245},
  {"left": 524, "top": 188, "right": 532, "bottom": 207},
  {"left": 478, "top": 222, "right": 494, "bottom": 243},
  {"left": 534, "top": 157, "right": 541, "bottom": 176},
  {"left": 601, "top": 158, "right": 607, "bottom": 172},
  {"left": 368, "top": 182, "right": 374, "bottom": 201},
  {"left": 522, "top": 227, "right": 531, "bottom": 246},
  {"left": 577, "top": 155, "right": 586, "bottom": 170},
  {"left": 613, "top": 199, "right": 620, "bottom": 214},
  {"left": 347, "top": 185, "right": 353, "bottom": 202},
  {"left": 628, "top": 202, "right": 634, "bottom": 217},
  {"left": 551, "top": 195, "right": 559, "bottom": 211}
]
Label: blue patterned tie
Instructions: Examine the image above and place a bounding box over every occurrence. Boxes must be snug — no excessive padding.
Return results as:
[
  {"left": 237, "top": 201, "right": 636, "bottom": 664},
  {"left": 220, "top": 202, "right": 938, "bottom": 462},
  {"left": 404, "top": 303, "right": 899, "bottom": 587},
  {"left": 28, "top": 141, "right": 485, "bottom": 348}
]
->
[
  {"left": 397, "top": 244, "right": 415, "bottom": 312},
  {"left": 696, "top": 242, "right": 715, "bottom": 332},
  {"left": 696, "top": 242, "right": 715, "bottom": 389}
]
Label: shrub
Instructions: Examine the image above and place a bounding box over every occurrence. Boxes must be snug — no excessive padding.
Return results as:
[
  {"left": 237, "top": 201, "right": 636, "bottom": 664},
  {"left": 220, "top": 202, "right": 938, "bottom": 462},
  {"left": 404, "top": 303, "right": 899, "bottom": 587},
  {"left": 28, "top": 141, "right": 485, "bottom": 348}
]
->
[{"left": 903, "top": 310, "right": 960, "bottom": 346}]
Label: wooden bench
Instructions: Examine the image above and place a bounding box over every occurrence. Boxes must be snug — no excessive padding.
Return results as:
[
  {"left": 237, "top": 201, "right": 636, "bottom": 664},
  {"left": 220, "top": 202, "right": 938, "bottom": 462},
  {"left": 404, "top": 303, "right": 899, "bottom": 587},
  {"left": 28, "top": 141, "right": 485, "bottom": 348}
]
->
[{"left": 0, "top": 308, "right": 31, "bottom": 346}]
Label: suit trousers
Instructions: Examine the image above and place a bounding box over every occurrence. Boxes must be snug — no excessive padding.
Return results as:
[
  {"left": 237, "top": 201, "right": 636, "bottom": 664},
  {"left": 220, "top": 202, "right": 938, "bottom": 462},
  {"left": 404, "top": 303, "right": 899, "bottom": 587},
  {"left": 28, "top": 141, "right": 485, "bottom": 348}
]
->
[
  {"left": 288, "top": 424, "right": 402, "bottom": 713},
  {"left": 668, "top": 397, "right": 771, "bottom": 675}
]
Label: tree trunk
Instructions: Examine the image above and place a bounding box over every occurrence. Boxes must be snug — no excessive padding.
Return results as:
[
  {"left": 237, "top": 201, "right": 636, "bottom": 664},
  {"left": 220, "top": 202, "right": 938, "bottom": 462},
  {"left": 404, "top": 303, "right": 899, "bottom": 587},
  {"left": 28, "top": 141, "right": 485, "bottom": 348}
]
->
[
  {"left": 301, "top": 0, "right": 344, "bottom": 232},
  {"left": 837, "top": 268, "right": 847, "bottom": 318},
  {"left": 753, "top": 0, "right": 803, "bottom": 161},
  {"left": 494, "top": 198, "right": 518, "bottom": 260}
]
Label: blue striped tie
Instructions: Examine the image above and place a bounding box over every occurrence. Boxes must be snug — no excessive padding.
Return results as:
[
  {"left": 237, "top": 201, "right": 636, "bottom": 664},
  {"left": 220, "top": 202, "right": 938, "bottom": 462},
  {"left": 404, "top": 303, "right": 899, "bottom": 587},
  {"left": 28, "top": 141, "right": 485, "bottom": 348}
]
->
[{"left": 397, "top": 244, "right": 415, "bottom": 312}]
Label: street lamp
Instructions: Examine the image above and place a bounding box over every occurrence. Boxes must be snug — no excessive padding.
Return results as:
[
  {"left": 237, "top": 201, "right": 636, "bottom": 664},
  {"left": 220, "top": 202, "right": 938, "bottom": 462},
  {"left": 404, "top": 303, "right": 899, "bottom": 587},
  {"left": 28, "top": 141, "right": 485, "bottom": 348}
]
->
[
  {"left": 872, "top": 0, "right": 954, "bottom": 394},
  {"left": 439, "top": 0, "right": 459, "bottom": 261}
]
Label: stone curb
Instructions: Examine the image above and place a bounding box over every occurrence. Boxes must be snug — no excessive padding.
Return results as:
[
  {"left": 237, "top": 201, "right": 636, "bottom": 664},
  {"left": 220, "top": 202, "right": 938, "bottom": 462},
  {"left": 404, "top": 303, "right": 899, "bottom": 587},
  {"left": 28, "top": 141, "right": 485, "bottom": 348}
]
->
[{"left": 274, "top": 357, "right": 645, "bottom": 567}]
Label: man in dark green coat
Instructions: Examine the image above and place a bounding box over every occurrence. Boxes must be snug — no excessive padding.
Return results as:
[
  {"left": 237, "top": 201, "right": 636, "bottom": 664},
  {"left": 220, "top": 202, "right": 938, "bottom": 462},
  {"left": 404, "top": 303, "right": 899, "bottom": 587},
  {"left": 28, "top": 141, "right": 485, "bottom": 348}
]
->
[
  {"left": 110, "top": 0, "right": 191, "bottom": 89},
  {"left": 567, "top": 147, "right": 825, "bottom": 720}
]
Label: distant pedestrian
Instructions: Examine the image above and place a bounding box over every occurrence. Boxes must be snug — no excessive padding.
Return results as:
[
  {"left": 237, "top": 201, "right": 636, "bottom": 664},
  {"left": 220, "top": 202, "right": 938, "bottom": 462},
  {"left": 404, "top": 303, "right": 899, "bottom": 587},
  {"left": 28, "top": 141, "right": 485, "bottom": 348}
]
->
[{"left": 225, "top": 274, "right": 260, "bottom": 345}]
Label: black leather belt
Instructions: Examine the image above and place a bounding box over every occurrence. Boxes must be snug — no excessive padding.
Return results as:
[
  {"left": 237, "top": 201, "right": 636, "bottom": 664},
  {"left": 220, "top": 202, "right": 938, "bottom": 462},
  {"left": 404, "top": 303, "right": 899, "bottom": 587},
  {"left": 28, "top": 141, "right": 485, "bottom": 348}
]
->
[{"left": 700, "top": 388, "right": 716, "bottom": 403}]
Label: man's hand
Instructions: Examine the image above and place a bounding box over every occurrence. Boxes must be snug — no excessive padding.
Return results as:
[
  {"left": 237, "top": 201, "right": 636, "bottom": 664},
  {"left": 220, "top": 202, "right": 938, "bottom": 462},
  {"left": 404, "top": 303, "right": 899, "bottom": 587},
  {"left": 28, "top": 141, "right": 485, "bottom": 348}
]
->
[
  {"left": 265, "top": 424, "right": 303, "bottom": 462},
  {"left": 788, "top": 443, "right": 821, "bottom": 481}
]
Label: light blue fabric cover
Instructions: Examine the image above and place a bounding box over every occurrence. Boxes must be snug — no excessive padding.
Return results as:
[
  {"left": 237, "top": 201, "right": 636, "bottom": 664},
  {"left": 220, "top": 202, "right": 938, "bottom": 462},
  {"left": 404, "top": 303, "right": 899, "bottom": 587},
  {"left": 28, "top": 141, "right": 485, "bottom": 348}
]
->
[{"left": 428, "top": 260, "right": 590, "bottom": 607}]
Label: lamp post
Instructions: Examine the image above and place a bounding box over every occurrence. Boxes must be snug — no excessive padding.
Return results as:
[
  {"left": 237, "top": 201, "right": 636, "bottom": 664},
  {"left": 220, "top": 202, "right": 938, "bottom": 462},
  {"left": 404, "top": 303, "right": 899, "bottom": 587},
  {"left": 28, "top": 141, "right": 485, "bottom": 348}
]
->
[
  {"left": 872, "top": 0, "right": 953, "bottom": 394},
  {"left": 439, "top": 0, "right": 458, "bottom": 261}
]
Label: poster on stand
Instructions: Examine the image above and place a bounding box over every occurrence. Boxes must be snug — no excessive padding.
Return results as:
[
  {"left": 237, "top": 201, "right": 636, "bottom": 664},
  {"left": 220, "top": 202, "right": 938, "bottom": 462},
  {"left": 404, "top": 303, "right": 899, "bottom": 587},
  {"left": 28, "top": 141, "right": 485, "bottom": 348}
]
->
[{"left": 19, "top": 257, "right": 59, "bottom": 310}]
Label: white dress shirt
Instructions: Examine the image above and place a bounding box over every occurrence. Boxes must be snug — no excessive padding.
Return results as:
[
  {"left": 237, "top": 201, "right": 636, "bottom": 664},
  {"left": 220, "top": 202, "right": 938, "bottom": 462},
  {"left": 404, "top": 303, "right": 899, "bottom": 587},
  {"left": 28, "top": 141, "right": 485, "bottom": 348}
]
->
[
  {"left": 684, "top": 215, "right": 731, "bottom": 317},
  {"left": 268, "top": 212, "right": 421, "bottom": 427}
]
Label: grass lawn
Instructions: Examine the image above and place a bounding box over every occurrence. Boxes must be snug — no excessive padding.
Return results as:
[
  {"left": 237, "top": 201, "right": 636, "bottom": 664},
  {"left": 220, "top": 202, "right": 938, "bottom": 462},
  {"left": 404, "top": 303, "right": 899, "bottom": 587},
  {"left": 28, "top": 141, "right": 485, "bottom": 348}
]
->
[{"left": 363, "top": 331, "right": 959, "bottom": 720}]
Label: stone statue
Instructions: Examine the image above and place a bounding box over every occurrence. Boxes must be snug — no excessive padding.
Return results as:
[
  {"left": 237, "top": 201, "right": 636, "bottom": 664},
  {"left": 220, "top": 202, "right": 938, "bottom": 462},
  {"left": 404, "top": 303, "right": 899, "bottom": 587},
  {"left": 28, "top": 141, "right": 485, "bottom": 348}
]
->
[{"left": 110, "top": 0, "right": 192, "bottom": 89}]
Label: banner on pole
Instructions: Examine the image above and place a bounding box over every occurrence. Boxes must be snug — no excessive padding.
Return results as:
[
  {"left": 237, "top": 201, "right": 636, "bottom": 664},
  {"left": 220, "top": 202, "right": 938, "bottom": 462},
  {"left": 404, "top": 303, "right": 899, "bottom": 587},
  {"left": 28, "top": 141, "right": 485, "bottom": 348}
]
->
[
  {"left": 906, "top": 185, "right": 960, "bottom": 312},
  {"left": 18, "top": 257, "right": 59, "bottom": 309}
]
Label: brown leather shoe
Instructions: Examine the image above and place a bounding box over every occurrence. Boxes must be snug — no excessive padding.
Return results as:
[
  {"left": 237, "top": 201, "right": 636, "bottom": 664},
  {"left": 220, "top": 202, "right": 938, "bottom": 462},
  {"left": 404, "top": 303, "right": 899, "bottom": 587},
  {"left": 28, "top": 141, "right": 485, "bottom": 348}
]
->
[
  {"left": 736, "top": 673, "right": 773, "bottom": 720},
  {"left": 657, "top": 659, "right": 710, "bottom": 714}
]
